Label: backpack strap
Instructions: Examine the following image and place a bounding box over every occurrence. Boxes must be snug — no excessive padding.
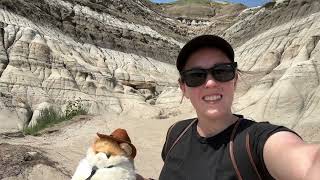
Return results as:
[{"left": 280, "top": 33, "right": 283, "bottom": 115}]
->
[
  {"left": 245, "top": 133, "right": 262, "bottom": 180},
  {"left": 164, "top": 119, "right": 197, "bottom": 161},
  {"left": 163, "top": 121, "right": 180, "bottom": 158},
  {"left": 230, "top": 119, "right": 263, "bottom": 180},
  {"left": 229, "top": 119, "right": 243, "bottom": 180},
  {"left": 165, "top": 118, "right": 263, "bottom": 179}
]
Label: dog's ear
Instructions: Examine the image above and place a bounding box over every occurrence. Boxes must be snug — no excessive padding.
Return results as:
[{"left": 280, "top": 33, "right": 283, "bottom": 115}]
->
[
  {"left": 94, "top": 135, "right": 100, "bottom": 142},
  {"left": 91, "top": 135, "right": 101, "bottom": 152},
  {"left": 119, "top": 143, "right": 132, "bottom": 157}
]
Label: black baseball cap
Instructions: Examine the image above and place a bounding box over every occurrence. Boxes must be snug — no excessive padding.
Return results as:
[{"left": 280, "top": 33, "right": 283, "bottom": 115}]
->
[{"left": 176, "top": 35, "right": 235, "bottom": 72}]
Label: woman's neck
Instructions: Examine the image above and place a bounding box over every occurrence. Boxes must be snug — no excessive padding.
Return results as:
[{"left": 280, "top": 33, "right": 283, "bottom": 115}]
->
[{"left": 196, "top": 113, "right": 238, "bottom": 137}]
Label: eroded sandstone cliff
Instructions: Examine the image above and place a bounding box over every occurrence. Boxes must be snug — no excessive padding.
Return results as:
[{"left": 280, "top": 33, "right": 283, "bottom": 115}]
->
[
  {"left": 0, "top": 0, "right": 185, "bottom": 129},
  {"left": 1, "top": 0, "right": 320, "bottom": 179},
  {"left": 229, "top": 0, "right": 320, "bottom": 140}
]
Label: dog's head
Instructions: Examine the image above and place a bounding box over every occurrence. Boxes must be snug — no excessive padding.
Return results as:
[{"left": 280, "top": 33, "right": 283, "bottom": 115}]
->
[
  {"left": 72, "top": 130, "right": 136, "bottom": 180},
  {"left": 84, "top": 134, "right": 135, "bottom": 170},
  {"left": 92, "top": 135, "right": 134, "bottom": 159}
]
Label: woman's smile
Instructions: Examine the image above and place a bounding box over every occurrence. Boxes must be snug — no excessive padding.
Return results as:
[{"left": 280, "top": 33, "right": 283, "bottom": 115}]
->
[{"left": 202, "top": 94, "right": 222, "bottom": 103}]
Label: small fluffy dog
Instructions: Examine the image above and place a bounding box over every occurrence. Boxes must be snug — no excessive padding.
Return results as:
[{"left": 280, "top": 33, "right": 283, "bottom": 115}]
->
[{"left": 72, "top": 129, "right": 137, "bottom": 180}]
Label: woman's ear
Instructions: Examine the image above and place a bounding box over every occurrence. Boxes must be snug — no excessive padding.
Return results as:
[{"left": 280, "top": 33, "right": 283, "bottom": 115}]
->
[
  {"left": 234, "top": 72, "right": 239, "bottom": 87},
  {"left": 178, "top": 78, "right": 187, "bottom": 103},
  {"left": 179, "top": 78, "right": 190, "bottom": 100},
  {"left": 119, "top": 143, "right": 133, "bottom": 157},
  {"left": 178, "top": 78, "right": 186, "bottom": 94}
]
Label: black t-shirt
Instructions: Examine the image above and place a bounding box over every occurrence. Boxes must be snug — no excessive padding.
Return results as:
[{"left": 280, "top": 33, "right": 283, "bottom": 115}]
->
[{"left": 159, "top": 116, "right": 298, "bottom": 180}]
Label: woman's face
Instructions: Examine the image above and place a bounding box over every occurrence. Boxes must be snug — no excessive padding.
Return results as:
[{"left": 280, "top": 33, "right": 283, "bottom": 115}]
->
[{"left": 179, "top": 48, "right": 237, "bottom": 119}]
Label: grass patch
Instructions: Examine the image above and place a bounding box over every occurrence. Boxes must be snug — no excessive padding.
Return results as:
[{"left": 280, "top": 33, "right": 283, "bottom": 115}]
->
[{"left": 23, "top": 99, "right": 88, "bottom": 135}]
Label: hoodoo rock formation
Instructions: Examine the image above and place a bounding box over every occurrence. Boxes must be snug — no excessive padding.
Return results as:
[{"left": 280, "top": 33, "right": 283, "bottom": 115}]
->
[{"left": 1, "top": 0, "right": 320, "bottom": 179}]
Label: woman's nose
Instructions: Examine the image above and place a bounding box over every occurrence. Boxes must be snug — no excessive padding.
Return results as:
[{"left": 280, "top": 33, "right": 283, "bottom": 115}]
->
[{"left": 204, "top": 74, "right": 218, "bottom": 88}]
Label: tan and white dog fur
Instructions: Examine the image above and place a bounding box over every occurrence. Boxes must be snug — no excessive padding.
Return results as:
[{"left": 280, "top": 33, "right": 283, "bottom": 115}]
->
[{"left": 72, "top": 132, "right": 136, "bottom": 180}]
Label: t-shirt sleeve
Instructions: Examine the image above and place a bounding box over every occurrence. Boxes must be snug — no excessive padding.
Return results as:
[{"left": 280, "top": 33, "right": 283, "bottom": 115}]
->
[
  {"left": 161, "top": 122, "right": 179, "bottom": 161},
  {"left": 160, "top": 119, "right": 195, "bottom": 161},
  {"left": 161, "top": 125, "right": 172, "bottom": 161},
  {"left": 249, "top": 122, "right": 302, "bottom": 178}
]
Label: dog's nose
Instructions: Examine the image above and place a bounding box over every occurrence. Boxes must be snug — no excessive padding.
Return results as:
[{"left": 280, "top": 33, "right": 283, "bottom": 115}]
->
[{"left": 106, "top": 153, "right": 111, "bottom": 158}]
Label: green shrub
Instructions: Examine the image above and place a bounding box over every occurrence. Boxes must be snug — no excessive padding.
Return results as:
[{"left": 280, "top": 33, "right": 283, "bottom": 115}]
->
[
  {"left": 65, "top": 98, "right": 88, "bottom": 119},
  {"left": 23, "top": 99, "right": 88, "bottom": 135},
  {"left": 23, "top": 107, "right": 63, "bottom": 135}
]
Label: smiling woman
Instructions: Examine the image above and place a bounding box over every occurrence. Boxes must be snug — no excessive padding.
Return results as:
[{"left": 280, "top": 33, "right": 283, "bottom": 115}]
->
[{"left": 136, "top": 34, "right": 320, "bottom": 180}]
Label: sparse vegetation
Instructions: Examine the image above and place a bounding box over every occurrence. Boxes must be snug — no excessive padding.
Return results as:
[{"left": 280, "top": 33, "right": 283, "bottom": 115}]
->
[
  {"left": 65, "top": 98, "right": 88, "bottom": 119},
  {"left": 157, "top": 0, "right": 244, "bottom": 19},
  {"left": 23, "top": 99, "right": 88, "bottom": 135},
  {"left": 175, "top": 0, "right": 211, "bottom": 4}
]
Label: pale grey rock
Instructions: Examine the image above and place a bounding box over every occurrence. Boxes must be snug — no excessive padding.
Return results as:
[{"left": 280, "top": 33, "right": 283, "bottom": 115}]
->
[
  {"left": 0, "top": 22, "right": 178, "bottom": 127},
  {"left": 0, "top": 0, "right": 320, "bottom": 179},
  {"left": 28, "top": 102, "right": 52, "bottom": 128},
  {"left": 233, "top": 8, "right": 320, "bottom": 132},
  {"left": 0, "top": 25, "right": 8, "bottom": 76},
  {"left": 156, "top": 87, "right": 182, "bottom": 106},
  {"left": 0, "top": 109, "right": 20, "bottom": 133},
  {"left": 0, "top": 0, "right": 183, "bottom": 128},
  {"left": 222, "top": 0, "right": 320, "bottom": 47}
]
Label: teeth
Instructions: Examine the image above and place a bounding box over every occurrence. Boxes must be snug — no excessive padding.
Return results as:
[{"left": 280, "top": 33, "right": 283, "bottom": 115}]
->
[{"left": 203, "top": 95, "right": 222, "bottom": 101}]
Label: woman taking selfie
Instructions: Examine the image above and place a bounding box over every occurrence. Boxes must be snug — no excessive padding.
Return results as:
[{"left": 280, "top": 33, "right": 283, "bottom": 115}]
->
[{"left": 139, "top": 35, "right": 320, "bottom": 180}]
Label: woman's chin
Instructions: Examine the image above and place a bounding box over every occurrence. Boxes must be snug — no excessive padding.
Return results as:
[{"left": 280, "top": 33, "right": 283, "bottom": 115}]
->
[{"left": 204, "top": 109, "right": 222, "bottom": 117}]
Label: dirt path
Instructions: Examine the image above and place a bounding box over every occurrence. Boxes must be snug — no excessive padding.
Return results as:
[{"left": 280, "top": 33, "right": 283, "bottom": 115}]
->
[{"left": 1, "top": 101, "right": 195, "bottom": 179}]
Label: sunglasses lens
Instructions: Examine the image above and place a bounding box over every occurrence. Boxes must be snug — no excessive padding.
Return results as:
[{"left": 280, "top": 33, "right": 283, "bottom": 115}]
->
[
  {"left": 181, "top": 63, "right": 237, "bottom": 87},
  {"left": 182, "top": 70, "right": 207, "bottom": 87},
  {"left": 211, "top": 64, "right": 235, "bottom": 82}
]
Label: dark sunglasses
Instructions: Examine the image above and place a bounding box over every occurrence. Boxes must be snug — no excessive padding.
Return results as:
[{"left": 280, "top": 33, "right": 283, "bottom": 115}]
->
[{"left": 180, "top": 62, "right": 237, "bottom": 87}]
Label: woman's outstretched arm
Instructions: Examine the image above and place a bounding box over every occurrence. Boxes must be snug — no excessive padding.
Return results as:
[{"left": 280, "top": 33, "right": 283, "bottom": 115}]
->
[{"left": 263, "top": 131, "right": 320, "bottom": 180}]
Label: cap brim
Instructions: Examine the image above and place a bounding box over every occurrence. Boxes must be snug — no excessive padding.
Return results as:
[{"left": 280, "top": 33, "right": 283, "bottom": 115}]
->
[{"left": 177, "top": 35, "right": 234, "bottom": 72}]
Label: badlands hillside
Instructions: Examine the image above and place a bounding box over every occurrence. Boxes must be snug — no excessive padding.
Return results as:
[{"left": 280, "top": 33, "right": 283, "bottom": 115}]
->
[{"left": 1, "top": 0, "right": 320, "bottom": 179}]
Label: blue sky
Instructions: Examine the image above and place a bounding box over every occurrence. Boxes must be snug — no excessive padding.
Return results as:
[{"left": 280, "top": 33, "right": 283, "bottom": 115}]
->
[{"left": 150, "top": 0, "right": 272, "bottom": 7}]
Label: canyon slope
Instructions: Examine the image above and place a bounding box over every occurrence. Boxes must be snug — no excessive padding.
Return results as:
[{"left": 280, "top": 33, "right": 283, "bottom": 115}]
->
[{"left": 1, "top": 0, "right": 320, "bottom": 179}]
